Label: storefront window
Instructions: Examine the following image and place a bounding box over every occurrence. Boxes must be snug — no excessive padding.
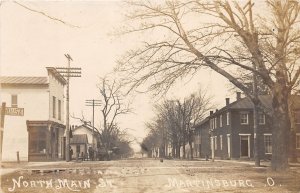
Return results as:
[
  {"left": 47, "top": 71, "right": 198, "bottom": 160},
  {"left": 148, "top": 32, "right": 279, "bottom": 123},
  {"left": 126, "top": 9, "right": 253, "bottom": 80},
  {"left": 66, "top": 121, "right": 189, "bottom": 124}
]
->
[{"left": 29, "top": 130, "right": 47, "bottom": 154}]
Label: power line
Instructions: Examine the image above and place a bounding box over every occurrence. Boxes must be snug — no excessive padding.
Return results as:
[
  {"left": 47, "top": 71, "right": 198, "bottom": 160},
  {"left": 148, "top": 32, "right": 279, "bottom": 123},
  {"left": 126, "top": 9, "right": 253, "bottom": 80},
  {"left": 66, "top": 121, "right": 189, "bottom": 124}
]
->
[
  {"left": 85, "top": 99, "right": 101, "bottom": 150},
  {"left": 56, "top": 54, "right": 82, "bottom": 162}
]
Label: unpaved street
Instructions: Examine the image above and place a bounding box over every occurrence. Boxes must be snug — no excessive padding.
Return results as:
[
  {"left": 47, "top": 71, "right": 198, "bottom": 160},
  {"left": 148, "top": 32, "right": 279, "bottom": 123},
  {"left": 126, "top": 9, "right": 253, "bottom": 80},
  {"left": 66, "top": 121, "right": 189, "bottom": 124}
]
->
[{"left": 1, "top": 159, "right": 300, "bottom": 193}]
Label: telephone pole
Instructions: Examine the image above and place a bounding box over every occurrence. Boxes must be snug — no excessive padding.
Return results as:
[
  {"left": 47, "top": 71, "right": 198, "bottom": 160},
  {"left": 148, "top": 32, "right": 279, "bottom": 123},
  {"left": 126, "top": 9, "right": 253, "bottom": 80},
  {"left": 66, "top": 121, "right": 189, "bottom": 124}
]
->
[
  {"left": 85, "top": 99, "right": 101, "bottom": 149},
  {"left": 56, "top": 54, "right": 81, "bottom": 162},
  {"left": 0, "top": 102, "right": 6, "bottom": 162},
  {"left": 244, "top": 0, "right": 260, "bottom": 167}
]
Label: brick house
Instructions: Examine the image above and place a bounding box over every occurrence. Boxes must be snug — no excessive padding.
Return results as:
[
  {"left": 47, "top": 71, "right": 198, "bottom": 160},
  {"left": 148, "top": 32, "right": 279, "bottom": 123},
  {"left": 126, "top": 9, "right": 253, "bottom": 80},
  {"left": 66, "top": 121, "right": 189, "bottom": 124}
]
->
[
  {"left": 194, "top": 92, "right": 300, "bottom": 161},
  {"left": 194, "top": 117, "right": 211, "bottom": 158}
]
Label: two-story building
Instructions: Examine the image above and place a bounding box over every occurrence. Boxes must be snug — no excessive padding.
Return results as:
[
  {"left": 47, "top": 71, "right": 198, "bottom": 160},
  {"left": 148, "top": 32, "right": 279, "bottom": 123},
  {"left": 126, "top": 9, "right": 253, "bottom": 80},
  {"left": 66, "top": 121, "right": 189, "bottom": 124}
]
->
[
  {"left": 0, "top": 67, "right": 66, "bottom": 161},
  {"left": 194, "top": 92, "right": 300, "bottom": 161},
  {"left": 193, "top": 117, "right": 210, "bottom": 158}
]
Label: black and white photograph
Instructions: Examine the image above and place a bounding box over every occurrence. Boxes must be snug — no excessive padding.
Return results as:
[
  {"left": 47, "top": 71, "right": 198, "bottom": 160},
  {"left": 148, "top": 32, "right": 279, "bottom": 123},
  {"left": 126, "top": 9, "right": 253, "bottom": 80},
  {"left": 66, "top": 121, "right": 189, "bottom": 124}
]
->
[{"left": 0, "top": 0, "right": 300, "bottom": 192}]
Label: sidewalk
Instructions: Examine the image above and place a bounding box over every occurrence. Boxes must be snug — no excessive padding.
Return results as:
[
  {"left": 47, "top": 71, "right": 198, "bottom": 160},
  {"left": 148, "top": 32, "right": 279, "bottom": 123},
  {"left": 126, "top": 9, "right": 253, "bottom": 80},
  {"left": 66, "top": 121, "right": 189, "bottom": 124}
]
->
[{"left": 0, "top": 161, "right": 63, "bottom": 176}]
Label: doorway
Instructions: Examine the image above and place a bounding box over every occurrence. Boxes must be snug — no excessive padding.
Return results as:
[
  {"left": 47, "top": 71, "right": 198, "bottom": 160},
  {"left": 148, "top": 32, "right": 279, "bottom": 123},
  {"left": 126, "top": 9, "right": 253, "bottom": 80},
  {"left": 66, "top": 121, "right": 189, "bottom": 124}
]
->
[{"left": 240, "top": 135, "right": 250, "bottom": 157}]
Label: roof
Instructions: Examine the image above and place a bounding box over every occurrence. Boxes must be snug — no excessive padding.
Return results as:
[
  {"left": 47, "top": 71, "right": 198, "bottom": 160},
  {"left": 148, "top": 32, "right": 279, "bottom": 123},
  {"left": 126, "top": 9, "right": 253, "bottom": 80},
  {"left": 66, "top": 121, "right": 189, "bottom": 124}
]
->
[
  {"left": 194, "top": 117, "right": 210, "bottom": 129},
  {"left": 195, "top": 94, "right": 300, "bottom": 128},
  {"left": 70, "top": 134, "right": 88, "bottom": 144},
  {"left": 0, "top": 76, "right": 48, "bottom": 85},
  {"left": 229, "top": 95, "right": 272, "bottom": 110},
  {"left": 213, "top": 95, "right": 272, "bottom": 116},
  {"left": 46, "top": 67, "right": 67, "bottom": 85},
  {"left": 73, "top": 123, "right": 100, "bottom": 135},
  {"left": 211, "top": 95, "right": 300, "bottom": 117}
]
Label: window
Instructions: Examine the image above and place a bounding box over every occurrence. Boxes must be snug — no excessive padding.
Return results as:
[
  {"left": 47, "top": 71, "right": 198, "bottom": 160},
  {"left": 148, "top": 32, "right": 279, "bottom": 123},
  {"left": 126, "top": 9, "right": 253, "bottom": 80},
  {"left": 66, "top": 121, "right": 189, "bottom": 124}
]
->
[
  {"left": 29, "top": 130, "right": 46, "bottom": 154},
  {"left": 259, "top": 113, "right": 265, "bottom": 125},
  {"left": 11, "top": 95, "right": 18, "bottom": 108},
  {"left": 214, "top": 118, "right": 217, "bottom": 128},
  {"left": 264, "top": 134, "right": 272, "bottom": 154},
  {"left": 58, "top": 100, "right": 61, "bottom": 121},
  {"left": 220, "top": 135, "right": 223, "bottom": 150},
  {"left": 214, "top": 136, "right": 217, "bottom": 150},
  {"left": 52, "top": 96, "right": 56, "bottom": 118},
  {"left": 295, "top": 111, "right": 300, "bottom": 125},
  {"left": 226, "top": 112, "right": 230, "bottom": 125},
  {"left": 240, "top": 112, "right": 249, "bottom": 125},
  {"left": 210, "top": 119, "right": 214, "bottom": 130},
  {"left": 296, "top": 134, "right": 300, "bottom": 149},
  {"left": 220, "top": 115, "right": 223, "bottom": 127}
]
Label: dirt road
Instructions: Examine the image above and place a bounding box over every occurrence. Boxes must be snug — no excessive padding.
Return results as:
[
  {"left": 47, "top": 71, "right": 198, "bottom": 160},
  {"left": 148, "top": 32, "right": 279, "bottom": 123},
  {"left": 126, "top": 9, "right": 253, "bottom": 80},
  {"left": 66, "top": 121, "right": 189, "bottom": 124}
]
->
[{"left": 1, "top": 159, "right": 300, "bottom": 193}]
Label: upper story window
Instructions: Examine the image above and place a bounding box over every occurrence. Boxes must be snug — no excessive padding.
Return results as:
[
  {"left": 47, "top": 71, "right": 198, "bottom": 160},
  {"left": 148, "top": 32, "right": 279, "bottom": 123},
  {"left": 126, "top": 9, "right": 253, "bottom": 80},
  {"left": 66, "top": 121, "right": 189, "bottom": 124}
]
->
[
  {"left": 214, "top": 117, "right": 217, "bottom": 128},
  {"left": 259, "top": 113, "right": 266, "bottom": 125},
  {"left": 226, "top": 112, "right": 230, "bottom": 125},
  {"left": 210, "top": 119, "right": 214, "bottom": 130},
  {"left": 296, "top": 133, "right": 300, "bottom": 149},
  {"left": 52, "top": 96, "right": 56, "bottom": 118},
  {"left": 58, "top": 99, "right": 61, "bottom": 121},
  {"left": 240, "top": 112, "right": 249, "bottom": 125},
  {"left": 295, "top": 111, "right": 300, "bottom": 125},
  {"left": 11, "top": 95, "right": 18, "bottom": 108},
  {"left": 220, "top": 115, "right": 223, "bottom": 127}
]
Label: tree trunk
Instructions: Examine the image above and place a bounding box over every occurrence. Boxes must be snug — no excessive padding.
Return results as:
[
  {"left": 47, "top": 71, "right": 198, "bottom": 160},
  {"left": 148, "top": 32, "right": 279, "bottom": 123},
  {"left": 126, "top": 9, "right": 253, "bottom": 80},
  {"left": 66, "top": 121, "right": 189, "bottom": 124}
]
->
[
  {"left": 253, "top": 103, "right": 260, "bottom": 167},
  {"left": 189, "top": 142, "right": 193, "bottom": 160},
  {"left": 172, "top": 143, "right": 176, "bottom": 158},
  {"left": 176, "top": 143, "right": 181, "bottom": 158},
  {"left": 271, "top": 90, "right": 290, "bottom": 171},
  {"left": 183, "top": 139, "right": 186, "bottom": 159}
]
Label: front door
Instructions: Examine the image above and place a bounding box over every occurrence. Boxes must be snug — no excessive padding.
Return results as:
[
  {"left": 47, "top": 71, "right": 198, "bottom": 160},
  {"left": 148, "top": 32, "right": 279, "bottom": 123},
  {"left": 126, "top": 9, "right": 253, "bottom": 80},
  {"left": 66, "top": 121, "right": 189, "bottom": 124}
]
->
[
  {"left": 227, "top": 135, "right": 231, "bottom": 158},
  {"left": 240, "top": 136, "right": 249, "bottom": 157}
]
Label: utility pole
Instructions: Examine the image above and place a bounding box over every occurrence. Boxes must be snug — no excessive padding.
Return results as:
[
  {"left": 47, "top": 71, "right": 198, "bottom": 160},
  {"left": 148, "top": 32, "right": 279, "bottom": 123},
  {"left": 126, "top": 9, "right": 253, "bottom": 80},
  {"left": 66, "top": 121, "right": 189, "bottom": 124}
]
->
[
  {"left": 56, "top": 54, "right": 81, "bottom": 162},
  {"left": 244, "top": 0, "right": 260, "bottom": 167},
  {"left": 0, "top": 102, "right": 6, "bottom": 162},
  {"left": 85, "top": 99, "right": 101, "bottom": 149}
]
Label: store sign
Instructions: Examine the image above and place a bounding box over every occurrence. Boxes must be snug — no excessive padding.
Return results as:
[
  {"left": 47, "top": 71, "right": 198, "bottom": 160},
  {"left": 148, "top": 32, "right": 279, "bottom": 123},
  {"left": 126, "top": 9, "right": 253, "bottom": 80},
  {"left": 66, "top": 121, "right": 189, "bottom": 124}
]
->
[{"left": 0, "top": 107, "right": 24, "bottom": 116}]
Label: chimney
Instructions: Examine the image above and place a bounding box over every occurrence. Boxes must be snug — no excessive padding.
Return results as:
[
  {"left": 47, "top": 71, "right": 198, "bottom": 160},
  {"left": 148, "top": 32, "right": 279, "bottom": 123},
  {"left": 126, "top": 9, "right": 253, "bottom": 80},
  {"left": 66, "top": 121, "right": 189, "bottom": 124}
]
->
[
  {"left": 215, "top": 109, "right": 218, "bottom": 113},
  {"left": 226, "top": 98, "right": 230, "bottom": 106},
  {"left": 210, "top": 111, "right": 213, "bottom": 116},
  {"left": 236, "top": 92, "right": 241, "bottom": 101}
]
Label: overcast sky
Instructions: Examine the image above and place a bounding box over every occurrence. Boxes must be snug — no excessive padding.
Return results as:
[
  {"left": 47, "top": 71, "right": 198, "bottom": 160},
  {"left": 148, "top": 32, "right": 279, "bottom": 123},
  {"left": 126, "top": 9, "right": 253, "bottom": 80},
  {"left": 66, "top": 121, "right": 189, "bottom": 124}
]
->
[{"left": 0, "top": 0, "right": 239, "bottom": 151}]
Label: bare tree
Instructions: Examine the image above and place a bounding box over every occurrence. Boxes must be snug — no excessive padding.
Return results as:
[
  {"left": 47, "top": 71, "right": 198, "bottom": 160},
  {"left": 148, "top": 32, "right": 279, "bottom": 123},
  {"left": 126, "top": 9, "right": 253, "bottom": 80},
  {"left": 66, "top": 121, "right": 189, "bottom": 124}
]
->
[
  {"left": 181, "top": 91, "right": 212, "bottom": 159},
  {"left": 12, "top": 1, "right": 80, "bottom": 28},
  {"left": 144, "top": 89, "right": 212, "bottom": 159},
  {"left": 97, "top": 77, "right": 132, "bottom": 154},
  {"left": 116, "top": 0, "right": 300, "bottom": 171}
]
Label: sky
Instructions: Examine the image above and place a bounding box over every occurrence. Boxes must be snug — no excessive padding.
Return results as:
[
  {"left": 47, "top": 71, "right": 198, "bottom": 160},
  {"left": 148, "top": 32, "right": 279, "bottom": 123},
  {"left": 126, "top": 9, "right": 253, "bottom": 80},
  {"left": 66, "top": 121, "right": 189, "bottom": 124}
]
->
[{"left": 0, "top": 0, "right": 240, "bottom": 151}]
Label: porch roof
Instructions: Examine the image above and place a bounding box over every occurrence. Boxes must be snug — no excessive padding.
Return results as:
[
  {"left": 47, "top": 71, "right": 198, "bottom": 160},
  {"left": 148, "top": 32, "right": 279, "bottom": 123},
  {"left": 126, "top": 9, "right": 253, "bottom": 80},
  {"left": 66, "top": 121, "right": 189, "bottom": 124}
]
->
[{"left": 70, "top": 134, "right": 88, "bottom": 144}]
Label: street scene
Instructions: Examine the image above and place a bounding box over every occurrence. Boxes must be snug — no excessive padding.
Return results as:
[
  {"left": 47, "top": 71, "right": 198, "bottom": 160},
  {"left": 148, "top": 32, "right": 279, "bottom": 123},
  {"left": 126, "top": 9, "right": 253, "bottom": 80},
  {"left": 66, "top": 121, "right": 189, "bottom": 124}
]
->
[{"left": 1, "top": 0, "right": 300, "bottom": 192}]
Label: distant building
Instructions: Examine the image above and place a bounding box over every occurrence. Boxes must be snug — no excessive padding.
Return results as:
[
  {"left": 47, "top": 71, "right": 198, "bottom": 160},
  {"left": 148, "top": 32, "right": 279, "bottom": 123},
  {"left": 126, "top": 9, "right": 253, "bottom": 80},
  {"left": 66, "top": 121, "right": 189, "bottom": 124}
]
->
[
  {"left": 194, "top": 92, "right": 300, "bottom": 161},
  {"left": 70, "top": 134, "right": 88, "bottom": 160},
  {"left": 72, "top": 124, "right": 101, "bottom": 149},
  {"left": 193, "top": 117, "right": 210, "bottom": 158},
  {"left": 0, "top": 67, "right": 66, "bottom": 161},
  {"left": 71, "top": 123, "right": 101, "bottom": 160}
]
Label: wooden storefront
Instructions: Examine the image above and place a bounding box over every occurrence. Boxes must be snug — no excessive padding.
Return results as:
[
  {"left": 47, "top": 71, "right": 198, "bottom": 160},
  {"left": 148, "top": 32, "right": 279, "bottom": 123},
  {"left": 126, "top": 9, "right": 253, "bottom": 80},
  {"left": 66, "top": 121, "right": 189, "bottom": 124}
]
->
[{"left": 27, "top": 120, "right": 65, "bottom": 161}]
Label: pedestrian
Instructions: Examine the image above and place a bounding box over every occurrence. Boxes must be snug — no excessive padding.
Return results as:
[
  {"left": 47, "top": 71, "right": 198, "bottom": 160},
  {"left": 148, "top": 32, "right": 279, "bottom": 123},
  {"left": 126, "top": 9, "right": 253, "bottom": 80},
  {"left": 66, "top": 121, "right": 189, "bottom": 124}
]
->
[
  {"left": 89, "top": 147, "right": 94, "bottom": 161},
  {"left": 70, "top": 147, "right": 73, "bottom": 161}
]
